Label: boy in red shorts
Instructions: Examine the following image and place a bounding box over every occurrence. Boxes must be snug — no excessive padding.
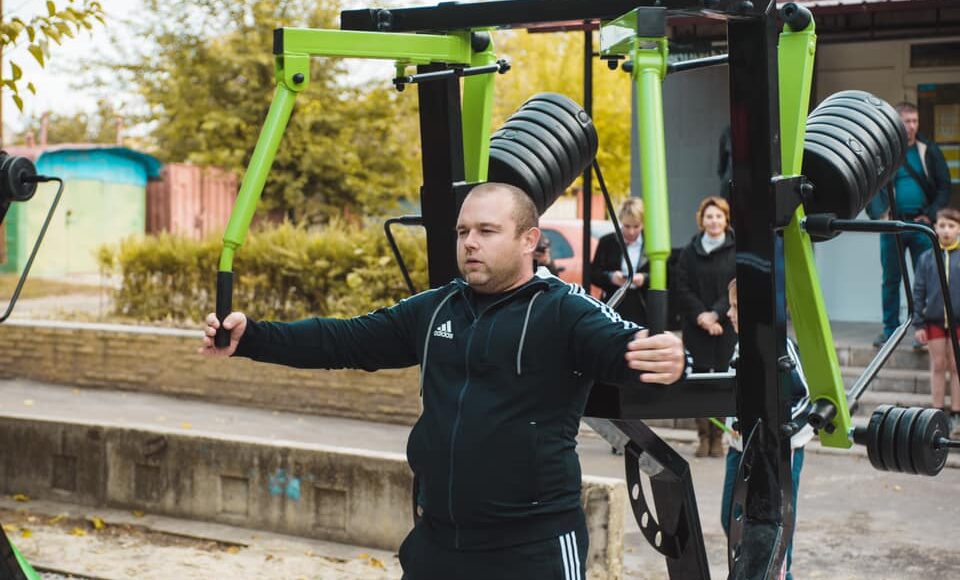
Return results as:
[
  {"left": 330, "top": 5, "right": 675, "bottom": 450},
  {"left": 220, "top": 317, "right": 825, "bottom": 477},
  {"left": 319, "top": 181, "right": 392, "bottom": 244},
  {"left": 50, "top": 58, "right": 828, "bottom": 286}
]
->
[{"left": 913, "top": 207, "right": 960, "bottom": 437}]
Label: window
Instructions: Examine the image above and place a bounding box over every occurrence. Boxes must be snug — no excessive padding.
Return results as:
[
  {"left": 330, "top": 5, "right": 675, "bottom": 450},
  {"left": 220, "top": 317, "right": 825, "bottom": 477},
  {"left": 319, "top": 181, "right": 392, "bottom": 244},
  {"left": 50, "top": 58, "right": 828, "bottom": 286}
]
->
[
  {"left": 911, "top": 42, "right": 960, "bottom": 68},
  {"left": 542, "top": 229, "right": 573, "bottom": 259}
]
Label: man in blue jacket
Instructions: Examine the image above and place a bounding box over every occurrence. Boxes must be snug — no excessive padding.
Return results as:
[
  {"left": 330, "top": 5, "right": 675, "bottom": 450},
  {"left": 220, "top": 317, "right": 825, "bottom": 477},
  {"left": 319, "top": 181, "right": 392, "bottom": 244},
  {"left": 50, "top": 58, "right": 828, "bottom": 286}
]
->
[
  {"left": 866, "top": 101, "right": 952, "bottom": 348},
  {"left": 201, "top": 182, "right": 689, "bottom": 580}
]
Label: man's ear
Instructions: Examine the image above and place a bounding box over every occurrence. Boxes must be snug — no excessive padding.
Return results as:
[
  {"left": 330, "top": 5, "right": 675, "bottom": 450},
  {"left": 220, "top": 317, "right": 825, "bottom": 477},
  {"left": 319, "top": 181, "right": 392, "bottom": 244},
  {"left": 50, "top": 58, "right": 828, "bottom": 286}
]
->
[{"left": 522, "top": 227, "right": 541, "bottom": 255}]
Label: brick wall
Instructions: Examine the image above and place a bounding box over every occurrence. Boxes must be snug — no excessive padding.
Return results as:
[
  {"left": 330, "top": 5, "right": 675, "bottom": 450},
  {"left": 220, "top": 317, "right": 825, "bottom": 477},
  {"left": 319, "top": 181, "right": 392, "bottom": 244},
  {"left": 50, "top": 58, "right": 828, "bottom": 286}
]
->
[{"left": 0, "top": 320, "right": 422, "bottom": 426}]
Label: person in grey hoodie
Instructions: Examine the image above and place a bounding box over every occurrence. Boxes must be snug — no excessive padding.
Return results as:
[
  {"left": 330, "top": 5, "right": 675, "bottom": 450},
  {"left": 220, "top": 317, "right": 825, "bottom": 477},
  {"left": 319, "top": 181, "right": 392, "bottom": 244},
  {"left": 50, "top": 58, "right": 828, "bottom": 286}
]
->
[
  {"left": 914, "top": 207, "right": 960, "bottom": 437},
  {"left": 200, "top": 182, "right": 689, "bottom": 580}
]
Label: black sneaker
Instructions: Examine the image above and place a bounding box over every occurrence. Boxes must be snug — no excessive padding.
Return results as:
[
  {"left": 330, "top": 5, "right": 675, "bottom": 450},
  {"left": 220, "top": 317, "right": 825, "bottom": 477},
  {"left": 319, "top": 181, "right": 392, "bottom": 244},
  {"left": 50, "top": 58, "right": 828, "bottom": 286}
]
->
[{"left": 872, "top": 332, "right": 890, "bottom": 348}]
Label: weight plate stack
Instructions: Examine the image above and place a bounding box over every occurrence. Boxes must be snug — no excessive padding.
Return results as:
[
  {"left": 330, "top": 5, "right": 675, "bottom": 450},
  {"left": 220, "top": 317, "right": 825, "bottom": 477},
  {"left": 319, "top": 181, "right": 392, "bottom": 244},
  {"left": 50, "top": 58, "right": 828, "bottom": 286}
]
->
[
  {"left": 802, "top": 90, "right": 907, "bottom": 225},
  {"left": 488, "top": 93, "right": 599, "bottom": 213}
]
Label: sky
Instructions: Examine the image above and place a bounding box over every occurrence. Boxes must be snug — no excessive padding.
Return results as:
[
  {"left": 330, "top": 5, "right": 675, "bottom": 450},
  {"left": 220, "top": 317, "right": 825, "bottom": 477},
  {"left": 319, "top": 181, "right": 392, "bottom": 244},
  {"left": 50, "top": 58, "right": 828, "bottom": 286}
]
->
[{"left": 2, "top": 0, "right": 437, "bottom": 136}]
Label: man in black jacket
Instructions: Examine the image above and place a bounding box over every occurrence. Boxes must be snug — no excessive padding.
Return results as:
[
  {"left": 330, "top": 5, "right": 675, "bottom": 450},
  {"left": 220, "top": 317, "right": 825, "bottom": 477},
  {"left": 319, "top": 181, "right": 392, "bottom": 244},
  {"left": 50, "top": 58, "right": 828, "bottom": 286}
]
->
[
  {"left": 866, "top": 101, "right": 952, "bottom": 348},
  {"left": 201, "top": 182, "right": 688, "bottom": 580}
]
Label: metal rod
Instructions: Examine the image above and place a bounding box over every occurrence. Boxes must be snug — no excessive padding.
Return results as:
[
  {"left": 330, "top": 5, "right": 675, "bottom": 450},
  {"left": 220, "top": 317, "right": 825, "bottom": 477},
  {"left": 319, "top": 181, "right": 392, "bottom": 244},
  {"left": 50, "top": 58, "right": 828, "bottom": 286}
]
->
[
  {"left": 666, "top": 53, "right": 728, "bottom": 74},
  {"left": 582, "top": 23, "right": 594, "bottom": 289},
  {"left": 384, "top": 216, "right": 423, "bottom": 295},
  {"left": 593, "top": 160, "right": 633, "bottom": 310}
]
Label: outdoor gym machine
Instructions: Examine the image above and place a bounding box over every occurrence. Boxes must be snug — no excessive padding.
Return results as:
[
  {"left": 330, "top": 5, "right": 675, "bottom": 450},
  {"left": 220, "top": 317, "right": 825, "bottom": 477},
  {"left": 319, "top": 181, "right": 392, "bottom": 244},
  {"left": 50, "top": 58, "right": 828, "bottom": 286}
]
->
[{"left": 214, "top": 1, "right": 960, "bottom": 578}]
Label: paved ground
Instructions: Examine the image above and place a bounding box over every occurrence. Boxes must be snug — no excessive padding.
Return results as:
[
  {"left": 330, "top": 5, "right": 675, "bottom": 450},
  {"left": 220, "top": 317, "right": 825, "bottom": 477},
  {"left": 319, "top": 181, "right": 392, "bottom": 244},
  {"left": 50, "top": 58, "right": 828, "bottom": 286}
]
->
[{"left": 1, "top": 380, "right": 958, "bottom": 579}]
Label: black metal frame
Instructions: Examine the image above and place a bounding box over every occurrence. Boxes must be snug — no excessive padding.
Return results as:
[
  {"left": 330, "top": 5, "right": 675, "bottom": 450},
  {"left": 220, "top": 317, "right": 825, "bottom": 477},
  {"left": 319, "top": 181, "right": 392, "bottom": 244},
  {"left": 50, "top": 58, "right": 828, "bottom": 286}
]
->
[{"left": 345, "top": 2, "right": 791, "bottom": 578}]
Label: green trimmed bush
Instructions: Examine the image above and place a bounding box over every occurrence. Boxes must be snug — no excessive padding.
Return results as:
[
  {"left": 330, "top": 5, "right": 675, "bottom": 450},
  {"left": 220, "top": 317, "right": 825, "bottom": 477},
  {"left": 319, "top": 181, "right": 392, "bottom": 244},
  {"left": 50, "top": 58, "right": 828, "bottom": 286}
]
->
[{"left": 97, "top": 222, "right": 429, "bottom": 324}]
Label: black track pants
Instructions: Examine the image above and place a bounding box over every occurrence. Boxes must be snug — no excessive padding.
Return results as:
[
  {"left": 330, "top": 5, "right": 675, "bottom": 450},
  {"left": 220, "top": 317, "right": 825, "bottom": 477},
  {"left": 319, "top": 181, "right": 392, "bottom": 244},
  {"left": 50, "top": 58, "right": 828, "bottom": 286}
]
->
[{"left": 399, "top": 520, "right": 589, "bottom": 580}]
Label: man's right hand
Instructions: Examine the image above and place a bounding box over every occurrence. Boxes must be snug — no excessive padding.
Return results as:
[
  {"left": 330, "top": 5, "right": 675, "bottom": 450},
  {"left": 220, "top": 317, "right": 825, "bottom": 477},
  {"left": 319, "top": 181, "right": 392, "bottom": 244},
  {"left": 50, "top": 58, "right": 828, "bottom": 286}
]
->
[{"left": 198, "top": 311, "right": 247, "bottom": 357}]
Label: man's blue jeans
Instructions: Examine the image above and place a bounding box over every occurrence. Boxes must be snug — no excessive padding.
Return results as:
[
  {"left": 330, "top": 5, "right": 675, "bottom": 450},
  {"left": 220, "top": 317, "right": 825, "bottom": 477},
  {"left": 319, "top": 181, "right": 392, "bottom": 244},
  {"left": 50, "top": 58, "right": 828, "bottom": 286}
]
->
[
  {"left": 721, "top": 447, "right": 805, "bottom": 580},
  {"left": 880, "top": 231, "right": 933, "bottom": 337}
]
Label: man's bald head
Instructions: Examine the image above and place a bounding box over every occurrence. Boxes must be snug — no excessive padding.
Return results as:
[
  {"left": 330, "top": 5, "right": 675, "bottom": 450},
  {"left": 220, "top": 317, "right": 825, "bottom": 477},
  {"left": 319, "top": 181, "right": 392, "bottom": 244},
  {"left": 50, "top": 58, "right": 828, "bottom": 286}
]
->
[{"left": 465, "top": 182, "right": 539, "bottom": 236}]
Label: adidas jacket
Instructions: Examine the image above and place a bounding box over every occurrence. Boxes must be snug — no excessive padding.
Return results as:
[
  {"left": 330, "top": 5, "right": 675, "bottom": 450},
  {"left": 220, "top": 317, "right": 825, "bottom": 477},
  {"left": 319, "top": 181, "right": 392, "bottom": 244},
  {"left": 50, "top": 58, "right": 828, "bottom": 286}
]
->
[{"left": 234, "top": 270, "right": 690, "bottom": 549}]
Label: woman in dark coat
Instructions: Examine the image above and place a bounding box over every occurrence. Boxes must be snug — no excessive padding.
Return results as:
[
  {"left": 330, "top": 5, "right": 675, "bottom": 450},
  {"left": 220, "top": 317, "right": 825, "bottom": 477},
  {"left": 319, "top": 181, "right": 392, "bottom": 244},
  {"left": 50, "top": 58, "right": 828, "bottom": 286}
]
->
[
  {"left": 675, "top": 195, "right": 737, "bottom": 457},
  {"left": 591, "top": 198, "right": 649, "bottom": 325}
]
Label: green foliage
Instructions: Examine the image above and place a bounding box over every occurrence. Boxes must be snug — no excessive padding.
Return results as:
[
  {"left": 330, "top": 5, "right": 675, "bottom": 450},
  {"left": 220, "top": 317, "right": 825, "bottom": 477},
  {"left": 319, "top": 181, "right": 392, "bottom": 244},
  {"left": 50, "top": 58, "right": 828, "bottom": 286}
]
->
[
  {"left": 13, "top": 99, "right": 121, "bottom": 144},
  {"left": 108, "top": 0, "right": 422, "bottom": 224},
  {"left": 491, "top": 29, "right": 633, "bottom": 198},
  {"left": 97, "top": 223, "right": 428, "bottom": 324},
  {"left": 1, "top": 0, "right": 105, "bottom": 111}
]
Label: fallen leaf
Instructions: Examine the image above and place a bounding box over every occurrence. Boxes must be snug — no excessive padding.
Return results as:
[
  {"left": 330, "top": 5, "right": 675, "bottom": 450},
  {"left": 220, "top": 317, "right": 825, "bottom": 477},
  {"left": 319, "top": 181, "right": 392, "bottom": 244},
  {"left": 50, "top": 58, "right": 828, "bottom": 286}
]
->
[
  {"left": 26, "top": 516, "right": 36, "bottom": 523},
  {"left": 132, "top": 511, "right": 145, "bottom": 518},
  {"left": 20, "top": 529, "right": 32, "bottom": 539},
  {"left": 225, "top": 546, "right": 240, "bottom": 554},
  {"left": 12, "top": 494, "right": 29, "bottom": 502},
  {"left": 264, "top": 554, "right": 274, "bottom": 561},
  {"left": 3, "top": 524, "right": 18, "bottom": 533},
  {"left": 47, "top": 515, "right": 65, "bottom": 525},
  {"left": 70, "top": 527, "right": 87, "bottom": 536},
  {"left": 357, "top": 553, "right": 370, "bottom": 559},
  {"left": 88, "top": 516, "right": 106, "bottom": 530},
  {"left": 23, "top": 399, "right": 34, "bottom": 406},
  {"left": 368, "top": 557, "right": 385, "bottom": 569},
  {"left": 180, "top": 422, "right": 192, "bottom": 430}
]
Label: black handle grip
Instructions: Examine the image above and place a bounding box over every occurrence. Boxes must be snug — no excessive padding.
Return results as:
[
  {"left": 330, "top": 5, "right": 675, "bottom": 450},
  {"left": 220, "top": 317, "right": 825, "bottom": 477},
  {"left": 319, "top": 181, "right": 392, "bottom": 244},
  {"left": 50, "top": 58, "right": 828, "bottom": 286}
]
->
[
  {"left": 215, "top": 271, "right": 233, "bottom": 349},
  {"left": 646, "top": 289, "right": 667, "bottom": 336}
]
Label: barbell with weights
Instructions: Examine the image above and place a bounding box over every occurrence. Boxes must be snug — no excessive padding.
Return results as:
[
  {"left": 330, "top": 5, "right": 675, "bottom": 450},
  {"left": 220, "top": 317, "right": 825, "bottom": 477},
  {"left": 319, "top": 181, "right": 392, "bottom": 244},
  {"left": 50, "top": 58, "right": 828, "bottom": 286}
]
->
[{"left": 852, "top": 405, "right": 960, "bottom": 476}]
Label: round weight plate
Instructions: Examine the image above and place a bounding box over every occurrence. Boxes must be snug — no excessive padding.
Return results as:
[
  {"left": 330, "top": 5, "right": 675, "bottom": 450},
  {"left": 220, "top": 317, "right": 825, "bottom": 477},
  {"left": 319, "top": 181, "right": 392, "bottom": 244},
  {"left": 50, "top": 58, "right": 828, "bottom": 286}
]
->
[
  {"left": 894, "top": 406, "right": 923, "bottom": 474},
  {"left": 809, "top": 106, "right": 894, "bottom": 185},
  {"left": 806, "top": 119, "right": 883, "bottom": 210},
  {"left": 818, "top": 96, "right": 905, "bottom": 173},
  {"left": 801, "top": 138, "right": 862, "bottom": 219},
  {"left": 499, "top": 118, "right": 574, "bottom": 188},
  {"left": 489, "top": 139, "right": 555, "bottom": 209},
  {"left": 879, "top": 406, "right": 908, "bottom": 474},
  {"left": 525, "top": 93, "right": 599, "bottom": 160},
  {"left": 825, "top": 91, "right": 907, "bottom": 164},
  {"left": 508, "top": 110, "right": 581, "bottom": 187},
  {"left": 912, "top": 408, "right": 950, "bottom": 476},
  {"left": 805, "top": 124, "right": 874, "bottom": 198},
  {"left": 522, "top": 100, "right": 593, "bottom": 172},
  {"left": 493, "top": 126, "right": 565, "bottom": 199},
  {"left": 821, "top": 91, "right": 907, "bottom": 167},
  {"left": 808, "top": 113, "right": 887, "bottom": 190},
  {"left": 804, "top": 131, "right": 871, "bottom": 216},
  {"left": 488, "top": 146, "right": 546, "bottom": 210},
  {"left": 865, "top": 405, "right": 894, "bottom": 471}
]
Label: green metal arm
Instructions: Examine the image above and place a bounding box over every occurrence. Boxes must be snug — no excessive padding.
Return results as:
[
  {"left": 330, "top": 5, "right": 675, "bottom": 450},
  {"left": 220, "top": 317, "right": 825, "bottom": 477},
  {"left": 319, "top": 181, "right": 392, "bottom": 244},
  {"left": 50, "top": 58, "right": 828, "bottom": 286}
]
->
[
  {"left": 600, "top": 11, "right": 671, "bottom": 333},
  {"left": 214, "top": 27, "right": 493, "bottom": 346},
  {"left": 778, "top": 17, "right": 852, "bottom": 448}
]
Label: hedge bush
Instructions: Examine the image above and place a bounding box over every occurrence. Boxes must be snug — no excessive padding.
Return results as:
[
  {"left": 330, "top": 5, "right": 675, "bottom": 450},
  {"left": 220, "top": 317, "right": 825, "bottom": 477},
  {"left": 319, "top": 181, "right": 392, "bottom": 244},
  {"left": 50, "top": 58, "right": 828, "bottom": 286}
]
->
[{"left": 97, "top": 222, "right": 429, "bottom": 324}]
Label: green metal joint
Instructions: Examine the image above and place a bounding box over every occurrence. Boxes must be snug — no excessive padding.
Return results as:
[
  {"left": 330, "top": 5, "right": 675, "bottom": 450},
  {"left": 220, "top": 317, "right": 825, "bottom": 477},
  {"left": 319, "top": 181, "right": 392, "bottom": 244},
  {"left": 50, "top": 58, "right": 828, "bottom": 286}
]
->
[
  {"left": 630, "top": 37, "right": 668, "bottom": 81},
  {"left": 275, "top": 53, "right": 310, "bottom": 92}
]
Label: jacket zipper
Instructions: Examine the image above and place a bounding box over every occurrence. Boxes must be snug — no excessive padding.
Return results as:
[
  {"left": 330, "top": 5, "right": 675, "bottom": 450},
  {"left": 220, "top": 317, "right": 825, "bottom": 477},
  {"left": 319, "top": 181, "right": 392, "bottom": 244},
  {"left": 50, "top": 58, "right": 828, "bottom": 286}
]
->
[
  {"left": 444, "top": 281, "right": 547, "bottom": 548},
  {"left": 448, "top": 317, "right": 477, "bottom": 548}
]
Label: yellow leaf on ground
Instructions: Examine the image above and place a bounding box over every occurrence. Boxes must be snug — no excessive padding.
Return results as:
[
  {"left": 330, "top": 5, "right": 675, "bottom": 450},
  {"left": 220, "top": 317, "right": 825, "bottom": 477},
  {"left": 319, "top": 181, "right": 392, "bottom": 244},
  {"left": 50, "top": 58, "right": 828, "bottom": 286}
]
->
[
  {"left": 89, "top": 516, "right": 105, "bottom": 530},
  {"left": 225, "top": 546, "right": 240, "bottom": 554},
  {"left": 368, "top": 557, "right": 385, "bottom": 569},
  {"left": 3, "top": 524, "right": 18, "bottom": 533},
  {"left": 20, "top": 529, "right": 31, "bottom": 539},
  {"left": 47, "top": 514, "right": 65, "bottom": 525},
  {"left": 132, "top": 511, "right": 145, "bottom": 518},
  {"left": 70, "top": 527, "right": 87, "bottom": 537},
  {"left": 357, "top": 553, "right": 370, "bottom": 559},
  {"left": 180, "top": 422, "right": 192, "bottom": 430},
  {"left": 12, "top": 494, "right": 29, "bottom": 502}
]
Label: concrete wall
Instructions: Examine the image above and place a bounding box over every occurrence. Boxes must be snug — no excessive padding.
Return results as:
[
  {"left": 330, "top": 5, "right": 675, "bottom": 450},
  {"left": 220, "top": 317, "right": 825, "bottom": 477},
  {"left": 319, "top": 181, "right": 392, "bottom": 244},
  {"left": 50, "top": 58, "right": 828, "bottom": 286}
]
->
[
  {"left": 0, "top": 416, "right": 627, "bottom": 579},
  {"left": 0, "top": 320, "right": 423, "bottom": 426}
]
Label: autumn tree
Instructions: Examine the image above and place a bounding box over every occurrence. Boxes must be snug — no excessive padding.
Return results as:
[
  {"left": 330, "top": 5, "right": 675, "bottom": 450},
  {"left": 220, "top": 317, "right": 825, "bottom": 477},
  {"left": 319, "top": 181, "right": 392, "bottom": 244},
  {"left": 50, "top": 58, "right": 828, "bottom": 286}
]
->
[{"left": 107, "top": 0, "right": 421, "bottom": 224}]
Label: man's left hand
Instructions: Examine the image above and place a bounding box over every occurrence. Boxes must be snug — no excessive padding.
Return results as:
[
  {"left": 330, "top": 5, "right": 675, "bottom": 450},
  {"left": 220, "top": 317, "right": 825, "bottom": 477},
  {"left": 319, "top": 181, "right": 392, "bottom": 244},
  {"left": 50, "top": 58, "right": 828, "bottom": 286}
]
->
[
  {"left": 914, "top": 215, "right": 931, "bottom": 224},
  {"left": 625, "top": 329, "right": 686, "bottom": 384}
]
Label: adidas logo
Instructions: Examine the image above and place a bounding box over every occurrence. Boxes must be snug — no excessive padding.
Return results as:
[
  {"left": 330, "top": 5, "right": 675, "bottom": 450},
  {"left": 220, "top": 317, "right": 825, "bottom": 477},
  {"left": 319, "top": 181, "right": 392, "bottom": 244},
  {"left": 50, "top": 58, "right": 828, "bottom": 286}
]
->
[{"left": 433, "top": 320, "right": 454, "bottom": 339}]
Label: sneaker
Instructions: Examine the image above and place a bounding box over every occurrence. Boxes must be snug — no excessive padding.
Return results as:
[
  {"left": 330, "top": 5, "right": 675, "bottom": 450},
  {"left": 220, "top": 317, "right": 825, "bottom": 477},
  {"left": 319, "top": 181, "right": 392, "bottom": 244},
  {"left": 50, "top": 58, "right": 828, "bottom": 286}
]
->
[{"left": 873, "top": 332, "right": 890, "bottom": 348}]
